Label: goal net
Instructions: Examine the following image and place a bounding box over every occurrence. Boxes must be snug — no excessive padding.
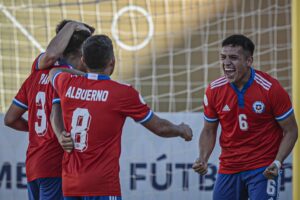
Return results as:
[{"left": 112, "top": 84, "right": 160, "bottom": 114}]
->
[{"left": 0, "top": 0, "right": 292, "bottom": 113}]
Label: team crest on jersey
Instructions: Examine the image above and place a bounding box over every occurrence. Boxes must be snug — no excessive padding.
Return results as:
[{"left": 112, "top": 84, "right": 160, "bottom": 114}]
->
[{"left": 252, "top": 101, "right": 265, "bottom": 114}]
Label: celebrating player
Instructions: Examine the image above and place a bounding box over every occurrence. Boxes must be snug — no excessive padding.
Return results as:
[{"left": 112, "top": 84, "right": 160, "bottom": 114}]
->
[
  {"left": 4, "top": 20, "right": 94, "bottom": 200},
  {"left": 48, "top": 34, "right": 193, "bottom": 199},
  {"left": 192, "top": 34, "right": 298, "bottom": 200}
]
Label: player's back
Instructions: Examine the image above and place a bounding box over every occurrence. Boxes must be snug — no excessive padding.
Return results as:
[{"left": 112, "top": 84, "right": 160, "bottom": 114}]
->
[
  {"left": 54, "top": 72, "right": 151, "bottom": 196},
  {"left": 13, "top": 56, "right": 68, "bottom": 181}
]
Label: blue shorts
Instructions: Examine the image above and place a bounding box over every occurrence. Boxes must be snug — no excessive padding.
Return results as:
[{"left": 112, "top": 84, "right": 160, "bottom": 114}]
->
[
  {"left": 27, "top": 177, "right": 63, "bottom": 200},
  {"left": 64, "top": 196, "right": 122, "bottom": 200},
  {"left": 213, "top": 166, "right": 281, "bottom": 200}
]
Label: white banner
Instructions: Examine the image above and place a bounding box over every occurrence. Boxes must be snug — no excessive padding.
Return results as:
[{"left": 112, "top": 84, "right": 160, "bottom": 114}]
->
[{"left": 0, "top": 113, "right": 293, "bottom": 200}]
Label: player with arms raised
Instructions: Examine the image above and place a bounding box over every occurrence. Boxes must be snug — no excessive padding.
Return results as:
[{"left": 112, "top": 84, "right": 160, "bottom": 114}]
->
[
  {"left": 4, "top": 20, "right": 94, "bottom": 200},
  {"left": 192, "top": 34, "right": 298, "bottom": 200},
  {"left": 49, "top": 34, "right": 193, "bottom": 199}
]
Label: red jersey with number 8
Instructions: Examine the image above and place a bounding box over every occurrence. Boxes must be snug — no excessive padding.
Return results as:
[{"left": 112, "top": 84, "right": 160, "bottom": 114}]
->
[
  {"left": 52, "top": 72, "right": 153, "bottom": 196},
  {"left": 203, "top": 68, "right": 293, "bottom": 174}
]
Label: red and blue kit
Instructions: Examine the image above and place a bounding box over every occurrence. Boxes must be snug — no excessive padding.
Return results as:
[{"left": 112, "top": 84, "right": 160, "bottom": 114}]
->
[
  {"left": 203, "top": 67, "right": 293, "bottom": 174},
  {"left": 52, "top": 72, "right": 153, "bottom": 196},
  {"left": 13, "top": 54, "right": 72, "bottom": 182}
]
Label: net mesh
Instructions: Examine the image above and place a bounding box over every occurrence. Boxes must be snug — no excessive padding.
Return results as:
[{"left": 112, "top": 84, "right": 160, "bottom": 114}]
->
[{"left": 0, "top": 0, "right": 292, "bottom": 113}]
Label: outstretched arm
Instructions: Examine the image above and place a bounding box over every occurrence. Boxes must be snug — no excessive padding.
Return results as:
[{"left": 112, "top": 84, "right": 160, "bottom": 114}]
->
[
  {"left": 4, "top": 104, "right": 28, "bottom": 132},
  {"left": 193, "top": 120, "right": 218, "bottom": 175},
  {"left": 142, "top": 113, "right": 193, "bottom": 141},
  {"left": 263, "top": 114, "right": 298, "bottom": 179},
  {"left": 38, "top": 21, "right": 92, "bottom": 70}
]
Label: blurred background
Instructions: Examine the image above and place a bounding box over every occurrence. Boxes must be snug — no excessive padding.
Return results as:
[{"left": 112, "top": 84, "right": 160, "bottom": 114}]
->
[{"left": 0, "top": 0, "right": 292, "bottom": 113}]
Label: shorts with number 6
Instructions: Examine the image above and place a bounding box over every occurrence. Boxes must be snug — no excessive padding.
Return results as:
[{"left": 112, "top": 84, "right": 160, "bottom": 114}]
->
[{"left": 213, "top": 166, "right": 281, "bottom": 200}]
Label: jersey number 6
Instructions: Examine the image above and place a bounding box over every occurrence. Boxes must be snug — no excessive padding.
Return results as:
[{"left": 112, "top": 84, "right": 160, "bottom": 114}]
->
[{"left": 238, "top": 114, "right": 248, "bottom": 131}]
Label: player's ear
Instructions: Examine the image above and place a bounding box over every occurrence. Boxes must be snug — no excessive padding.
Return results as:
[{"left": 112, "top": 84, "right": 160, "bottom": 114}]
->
[
  {"left": 108, "top": 57, "right": 115, "bottom": 75},
  {"left": 81, "top": 56, "right": 86, "bottom": 65},
  {"left": 246, "top": 56, "right": 253, "bottom": 66}
]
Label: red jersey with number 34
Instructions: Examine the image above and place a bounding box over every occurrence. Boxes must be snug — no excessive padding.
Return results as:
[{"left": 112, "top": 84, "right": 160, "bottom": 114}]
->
[
  {"left": 203, "top": 68, "right": 293, "bottom": 174},
  {"left": 13, "top": 54, "right": 71, "bottom": 181},
  {"left": 52, "top": 72, "right": 153, "bottom": 196}
]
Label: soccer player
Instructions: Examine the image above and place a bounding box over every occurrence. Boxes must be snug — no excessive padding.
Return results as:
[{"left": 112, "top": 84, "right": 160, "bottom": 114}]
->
[
  {"left": 4, "top": 20, "right": 94, "bottom": 200},
  {"left": 48, "top": 34, "right": 193, "bottom": 199},
  {"left": 192, "top": 34, "right": 298, "bottom": 200}
]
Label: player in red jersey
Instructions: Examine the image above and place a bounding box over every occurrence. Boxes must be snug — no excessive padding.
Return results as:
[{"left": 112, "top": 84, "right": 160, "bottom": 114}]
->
[
  {"left": 192, "top": 34, "right": 298, "bottom": 200},
  {"left": 48, "top": 35, "right": 193, "bottom": 200},
  {"left": 4, "top": 20, "right": 94, "bottom": 200}
]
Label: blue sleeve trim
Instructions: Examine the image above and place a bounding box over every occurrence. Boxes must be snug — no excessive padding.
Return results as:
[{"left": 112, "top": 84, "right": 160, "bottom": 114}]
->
[
  {"left": 204, "top": 114, "right": 218, "bottom": 123},
  {"left": 276, "top": 108, "right": 294, "bottom": 121},
  {"left": 136, "top": 110, "right": 154, "bottom": 124},
  {"left": 52, "top": 71, "right": 62, "bottom": 90},
  {"left": 52, "top": 98, "right": 61, "bottom": 104},
  {"left": 12, "top": 99, "right": 28, "bottom": 110},
  {"left": 36, "top": 52, "right": 45, "bottom": 70}
]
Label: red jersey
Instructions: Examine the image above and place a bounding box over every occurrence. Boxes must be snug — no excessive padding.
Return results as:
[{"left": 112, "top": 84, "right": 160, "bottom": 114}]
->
[
  {"left": 204, "top": 68, "right": 293, "bottom": 174},
  {"left": 52, "top": 72, "right": 153, "bottom": 196},
  {"left": 13, "top": 54, "right": 71, "bottom": 181}
]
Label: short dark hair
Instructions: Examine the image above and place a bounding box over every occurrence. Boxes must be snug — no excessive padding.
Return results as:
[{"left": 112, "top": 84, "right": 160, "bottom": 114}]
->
[
  {"left": 222, "top": 34, "right": 255, "bottom": 56},
  {"left": 56, "top": 19, "right": 95, "bottom": 57},
  {"left": 82, "top": 35, "right": 114, "bottom": 70}
]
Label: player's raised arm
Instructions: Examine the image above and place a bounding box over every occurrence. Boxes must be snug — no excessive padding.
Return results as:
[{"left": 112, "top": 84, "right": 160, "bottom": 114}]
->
[
  {"left": 38, "top": 20, "right": 94, "bottom": 70},
  {"left": 142, "top": 113, "right": 193, "bottom": 141}
]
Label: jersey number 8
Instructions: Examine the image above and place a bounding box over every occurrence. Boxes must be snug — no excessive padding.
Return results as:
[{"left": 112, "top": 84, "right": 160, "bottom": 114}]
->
[{"left": 71, "top": 108, "right": 91, "bottom": 152}]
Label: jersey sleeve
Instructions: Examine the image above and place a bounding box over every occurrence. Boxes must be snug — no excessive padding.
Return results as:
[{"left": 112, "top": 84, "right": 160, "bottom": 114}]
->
[
  {"left": 203, "top": 86, "right": 218, "bottom": 122},
  {"left": 12, "top": 80, "right": 28, "bottom": 110},
  {"left": 269, "top": 80, "right": 293, "bottom": 121},
  {"left": 119, "top": 86, "right": 153, "bottom": 124},
  {"left": 52, "top": 90, "right": 61, "bottom": 105},
  {"left": 51, "top": 71, "right": 71, "bottom": 98}
]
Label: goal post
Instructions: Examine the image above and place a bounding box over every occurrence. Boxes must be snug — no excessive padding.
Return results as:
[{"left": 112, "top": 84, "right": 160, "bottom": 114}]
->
[{"left": 292, "top": 0, "right": 300, "bottom": 199}]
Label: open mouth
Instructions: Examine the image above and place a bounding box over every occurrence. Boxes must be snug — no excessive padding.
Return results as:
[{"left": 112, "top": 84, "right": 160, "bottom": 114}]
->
[{"left": 224, "top": 68, "right": 236, "bottom": 79}]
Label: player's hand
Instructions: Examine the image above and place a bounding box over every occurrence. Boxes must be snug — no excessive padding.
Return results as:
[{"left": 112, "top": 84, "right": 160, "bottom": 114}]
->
[
  {"left": 263, "top": 163, "right": 279, "bottom": 179},
  {"left": 192, "top": 158, "right": 208, "bottom": 175},
  {"left": 58, "top": 131, "right": 74, "bottom": 153},
  {"left": 178, "top": 123, "right": 193, "bottom": 141}
]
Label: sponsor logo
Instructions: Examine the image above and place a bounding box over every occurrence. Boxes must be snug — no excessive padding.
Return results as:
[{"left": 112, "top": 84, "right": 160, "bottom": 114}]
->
[{"left": 222, "top": 104, "right": 230, "bottom": 112}]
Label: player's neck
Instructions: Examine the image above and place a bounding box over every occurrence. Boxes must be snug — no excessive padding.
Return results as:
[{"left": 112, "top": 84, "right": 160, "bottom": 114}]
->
[
  {"left": 63, "top": 54, "right": 81, "bottom": 68},
  {"left": 87, "top": 68, "right": 110, "bottom": 76},
  {"left": 234, "top": 67, "right": 251, "bottom": 90}
]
